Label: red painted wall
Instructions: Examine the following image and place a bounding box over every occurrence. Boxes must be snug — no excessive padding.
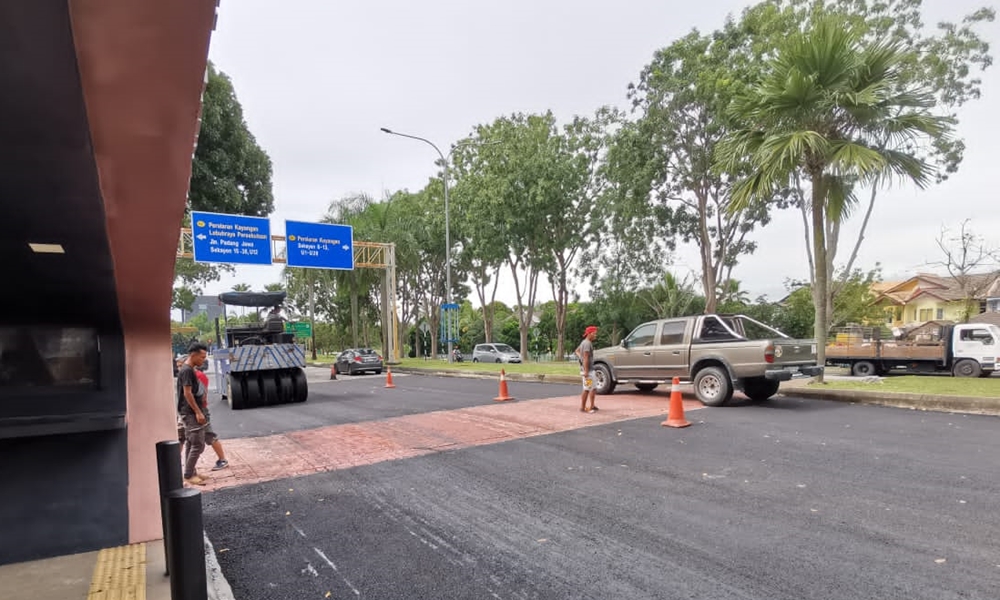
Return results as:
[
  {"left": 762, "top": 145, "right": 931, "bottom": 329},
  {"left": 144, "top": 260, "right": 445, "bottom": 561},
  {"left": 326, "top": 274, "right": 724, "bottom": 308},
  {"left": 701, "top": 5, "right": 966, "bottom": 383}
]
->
[{"left": 68, "top": 0, "right": 217, "bottom": 543}]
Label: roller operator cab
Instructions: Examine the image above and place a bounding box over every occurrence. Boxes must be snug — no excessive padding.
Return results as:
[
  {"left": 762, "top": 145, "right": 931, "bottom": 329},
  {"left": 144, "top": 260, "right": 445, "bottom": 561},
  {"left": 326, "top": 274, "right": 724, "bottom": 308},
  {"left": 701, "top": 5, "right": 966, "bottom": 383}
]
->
[{"left": 218, "top": 291, "right": 308, "bottom": 410}]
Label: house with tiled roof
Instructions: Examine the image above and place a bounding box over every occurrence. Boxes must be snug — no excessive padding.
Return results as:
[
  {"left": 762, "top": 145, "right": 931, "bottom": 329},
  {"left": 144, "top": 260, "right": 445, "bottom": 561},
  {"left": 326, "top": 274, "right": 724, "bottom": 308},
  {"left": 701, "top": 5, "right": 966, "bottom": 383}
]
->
[{"left": 873, "top": 272, "right": 999, "bottom": 327}]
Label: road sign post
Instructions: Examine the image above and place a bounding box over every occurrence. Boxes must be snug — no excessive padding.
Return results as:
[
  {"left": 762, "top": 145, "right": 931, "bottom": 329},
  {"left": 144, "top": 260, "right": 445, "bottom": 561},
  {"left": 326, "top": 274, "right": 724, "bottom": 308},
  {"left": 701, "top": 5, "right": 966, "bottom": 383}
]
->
[
  {"left": 190, "top": 211, "right": 272, "bottom": 265},
  {"left": 285, "top": 220, "right": 354, "bottom": 270}
]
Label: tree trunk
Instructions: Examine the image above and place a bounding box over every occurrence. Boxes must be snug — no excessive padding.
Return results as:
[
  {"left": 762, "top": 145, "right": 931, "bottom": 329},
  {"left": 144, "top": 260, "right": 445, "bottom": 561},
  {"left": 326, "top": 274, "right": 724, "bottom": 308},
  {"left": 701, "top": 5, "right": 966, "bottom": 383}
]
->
[
  {"left": 483, "top": 307, "right": 494, "bottom": 343},
  {"left": 810, "top": 175, "right": 828, "bottom": 384},
  {"left": 429, "top": 309, "right": 440, "bottom": 359},
  {"left": 552, "top": 261, "right": 569, "bottom": 361},
  {"left": 697, "top": 193, "right": 718, "bottom": 313},
  {"left": 519, "top": 322, "right": 530, "bottom": 362},
  {"left": 350, "top": 289, "right": 359, "bottom": 348}
]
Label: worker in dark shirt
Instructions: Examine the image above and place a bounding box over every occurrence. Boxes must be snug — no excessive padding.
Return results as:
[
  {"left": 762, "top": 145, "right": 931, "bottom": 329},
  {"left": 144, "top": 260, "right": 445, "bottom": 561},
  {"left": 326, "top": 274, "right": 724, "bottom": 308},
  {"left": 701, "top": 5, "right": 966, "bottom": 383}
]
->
[{"left": 176, "top": 342, "right": 223, "bottom": 485}]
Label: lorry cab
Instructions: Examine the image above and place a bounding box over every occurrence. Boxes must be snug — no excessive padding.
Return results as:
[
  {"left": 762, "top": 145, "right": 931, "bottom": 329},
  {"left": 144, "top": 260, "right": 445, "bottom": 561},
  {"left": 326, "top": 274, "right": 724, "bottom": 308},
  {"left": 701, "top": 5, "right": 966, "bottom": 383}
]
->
[{"left": 950, "top": 323, "right": 1000, "bottom": 377}]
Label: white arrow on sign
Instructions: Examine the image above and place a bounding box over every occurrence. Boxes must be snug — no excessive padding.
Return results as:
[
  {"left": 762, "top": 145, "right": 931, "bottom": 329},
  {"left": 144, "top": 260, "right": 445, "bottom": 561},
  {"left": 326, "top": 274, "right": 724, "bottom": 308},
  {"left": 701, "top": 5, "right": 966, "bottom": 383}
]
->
[
  {"left": 342, "top": 245, "right": 350, "bottom": 251},
  {"left": 196, "top": 234, "right": 207, "bottom": 240}
]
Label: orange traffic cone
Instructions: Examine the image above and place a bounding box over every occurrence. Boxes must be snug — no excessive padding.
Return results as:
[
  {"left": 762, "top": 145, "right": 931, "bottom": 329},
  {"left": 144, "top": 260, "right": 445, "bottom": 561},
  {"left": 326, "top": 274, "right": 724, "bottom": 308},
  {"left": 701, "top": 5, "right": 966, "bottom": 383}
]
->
[
  {"left": 662, "top": 376, "right": 691, "bottom": 428},
  {"left": 330, "top": 363, "right": 338, "bottom": 380},
  {"left": 385, "top": 366, "right": 396, "bottom": 388},
  {"left": 493, "top": 369, "right": 514, "bottom": 402}
]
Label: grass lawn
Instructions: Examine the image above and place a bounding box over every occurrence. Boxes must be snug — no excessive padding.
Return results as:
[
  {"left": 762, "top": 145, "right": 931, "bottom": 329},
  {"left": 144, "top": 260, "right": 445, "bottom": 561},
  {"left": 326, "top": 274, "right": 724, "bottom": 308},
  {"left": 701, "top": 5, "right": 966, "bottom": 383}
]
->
[{"left": 814, "top": 375, "right": 1000, "bottom": 398}]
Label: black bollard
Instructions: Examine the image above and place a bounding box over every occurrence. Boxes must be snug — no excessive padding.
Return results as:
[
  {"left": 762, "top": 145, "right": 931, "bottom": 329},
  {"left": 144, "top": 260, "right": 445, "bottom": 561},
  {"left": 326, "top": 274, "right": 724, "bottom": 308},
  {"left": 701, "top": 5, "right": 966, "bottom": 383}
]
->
[
  {"left": 166, "top": 488, "right": 207, "bottom": 600},
  {"left": 156, "top": 440, "right": 183, "bottom": 576}
]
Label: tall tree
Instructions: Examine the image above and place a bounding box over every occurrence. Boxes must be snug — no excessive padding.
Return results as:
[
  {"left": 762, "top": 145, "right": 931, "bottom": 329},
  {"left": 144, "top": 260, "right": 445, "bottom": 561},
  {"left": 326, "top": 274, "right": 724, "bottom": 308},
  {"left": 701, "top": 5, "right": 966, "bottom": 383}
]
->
[
  {"left": 453, "top": 112, "right": 577, "bottom": 359},
  {"left": 541, "top": 114, "right": 609, "bottom": 360},
  {"left": 718, "top": 16, "right": 954, "bottom": 380},
  {"left": 748, "top": 0, "right": 994, "bottom": 318},
  {"left": 172, "top": 285, "right": 198, "bottom": 322},
  {"left": 930, "top": 219, "right": 1000, "bottom": 322},
  {"left": 639, "top": 272, "right": 703, "bottom": 319},
  {"left": 616, "top": 20, "right": 791, "bottom": 313},
  {"left": 175, "top": 61, "right": 275, "bottom": 288},
  {"left": 319, "top": 193, "right": 384, "bottom": 348}
]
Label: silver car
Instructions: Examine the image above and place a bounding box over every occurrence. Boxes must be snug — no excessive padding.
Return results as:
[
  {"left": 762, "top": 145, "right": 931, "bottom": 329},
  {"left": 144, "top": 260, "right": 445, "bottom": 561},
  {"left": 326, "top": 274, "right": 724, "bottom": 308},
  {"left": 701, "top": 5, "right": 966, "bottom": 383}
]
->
[{"left": 472, "top": 343, "right": 522, "bottom": 363}]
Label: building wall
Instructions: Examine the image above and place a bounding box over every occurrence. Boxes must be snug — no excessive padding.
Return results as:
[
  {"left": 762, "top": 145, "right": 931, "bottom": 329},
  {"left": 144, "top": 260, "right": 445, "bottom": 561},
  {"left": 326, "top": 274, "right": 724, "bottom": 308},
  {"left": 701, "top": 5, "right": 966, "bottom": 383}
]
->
[
  {"left": 68, "top": 0, "right": 218, "bottom": 546},
  {"left": 892, "top": 298, "right": 976, "bottom": 325},
  {"left": 191, "top": 295, "right": 225, "bottom": 324},
  {"left": 0, "top": 430, "right": 128, "bottom": 564},
  {"left": 885, "top": 296, "right": 978, "bottom": 327},
  {"left": 0, "top": 331, "right": 129, "bottom": 564}
]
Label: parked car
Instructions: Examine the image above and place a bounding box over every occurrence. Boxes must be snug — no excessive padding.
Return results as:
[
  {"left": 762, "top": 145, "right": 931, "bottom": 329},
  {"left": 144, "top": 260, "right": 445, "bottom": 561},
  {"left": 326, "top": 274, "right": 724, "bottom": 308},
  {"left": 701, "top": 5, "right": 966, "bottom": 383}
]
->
[
  {"left": 334, "top": 348, "right": 384, "bottom": 375},
  {"left": 592, "top": 314, "right": 823, "bottom": 406},
  {"left": 472, "top": 343, "right": 522, "bottom": 364}
]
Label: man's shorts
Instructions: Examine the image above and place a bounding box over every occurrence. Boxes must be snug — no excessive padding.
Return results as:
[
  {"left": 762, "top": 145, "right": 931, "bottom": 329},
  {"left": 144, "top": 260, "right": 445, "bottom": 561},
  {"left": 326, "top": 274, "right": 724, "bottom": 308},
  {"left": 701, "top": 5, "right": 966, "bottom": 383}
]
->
[{"left": 581, "top": 370, "right": 596, "bottom": 391}]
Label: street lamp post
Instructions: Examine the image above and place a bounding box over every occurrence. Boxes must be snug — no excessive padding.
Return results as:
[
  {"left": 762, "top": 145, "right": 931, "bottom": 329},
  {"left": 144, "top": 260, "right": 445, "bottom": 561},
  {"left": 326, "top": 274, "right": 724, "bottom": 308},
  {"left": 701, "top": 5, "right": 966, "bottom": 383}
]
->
[{"left": 381, "top": 127, "right": 456, "bottom": 363}]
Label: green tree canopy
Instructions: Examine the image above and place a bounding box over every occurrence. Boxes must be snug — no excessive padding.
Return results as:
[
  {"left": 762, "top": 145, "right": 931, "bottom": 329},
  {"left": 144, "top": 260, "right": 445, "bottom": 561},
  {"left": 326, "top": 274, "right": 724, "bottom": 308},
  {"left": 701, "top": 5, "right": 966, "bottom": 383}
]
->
[
  {"left": 718, "top": 15, "right": 955, "bottom": 380},
  {"left": 175, "top": 61, "right": 275, "bottom": 288}
]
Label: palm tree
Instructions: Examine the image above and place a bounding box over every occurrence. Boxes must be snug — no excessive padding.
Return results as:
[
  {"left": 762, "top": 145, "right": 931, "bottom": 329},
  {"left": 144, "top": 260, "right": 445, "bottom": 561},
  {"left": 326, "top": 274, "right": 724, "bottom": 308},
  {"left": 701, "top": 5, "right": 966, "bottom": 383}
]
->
[
  {"left": 717, "top": 16, "right": 952, "bottom": 381},
  {"left": 230, "top": 283, "right": 252, "bottom": 317},
  {"left": 323, "top": 193, "right": 393, "bottom": 350},
  {"left": 717, "top": 279, "right": 750, "bottom": 307}
]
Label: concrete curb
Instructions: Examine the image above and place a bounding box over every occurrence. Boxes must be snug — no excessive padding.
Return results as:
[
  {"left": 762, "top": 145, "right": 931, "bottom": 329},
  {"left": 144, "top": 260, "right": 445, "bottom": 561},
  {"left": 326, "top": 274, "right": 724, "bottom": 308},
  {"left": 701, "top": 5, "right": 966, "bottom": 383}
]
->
[
  {"left": 204, "top": 533, "right": 236, "bottom": 600},
  {"left": 779, "top": 386, "right": 1000, "bottom": 417}
]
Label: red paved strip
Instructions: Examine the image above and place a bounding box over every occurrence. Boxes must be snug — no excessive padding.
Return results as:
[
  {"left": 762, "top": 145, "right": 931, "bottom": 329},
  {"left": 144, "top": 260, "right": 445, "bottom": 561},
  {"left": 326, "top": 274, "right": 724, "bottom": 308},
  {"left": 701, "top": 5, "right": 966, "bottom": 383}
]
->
[{"left": 193, "top": 393, "right": 704, "bottom": 491}]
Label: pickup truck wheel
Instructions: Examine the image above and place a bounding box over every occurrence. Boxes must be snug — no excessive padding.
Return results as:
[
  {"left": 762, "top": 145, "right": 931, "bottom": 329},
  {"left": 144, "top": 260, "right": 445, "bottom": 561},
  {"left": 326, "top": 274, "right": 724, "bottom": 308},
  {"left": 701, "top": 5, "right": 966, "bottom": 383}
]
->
[
  {"left": 594, "top": 364, "right": 616, "bottom": 395},
  {"left": 694, "top": 366, "right": 733, "bottom": 407},
  {"left": 743, "top": 378, "right": 780, "bottom": 402},
  {"left": 852, "top": 361, "right": 876, "bottom": 377},
  {"left": 635, "top": 383, "right": 658, "bottom": 393},
  {"left": 953, "top": 359, "right": 982, "bottom": 378}
]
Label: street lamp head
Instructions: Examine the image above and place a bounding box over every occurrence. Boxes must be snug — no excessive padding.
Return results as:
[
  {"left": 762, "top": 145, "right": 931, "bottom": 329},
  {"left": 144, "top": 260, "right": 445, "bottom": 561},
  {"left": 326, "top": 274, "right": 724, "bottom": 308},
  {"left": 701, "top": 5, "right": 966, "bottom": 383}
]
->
[{"left": 380, "top": 127, "right": 393, "bottom": 134}]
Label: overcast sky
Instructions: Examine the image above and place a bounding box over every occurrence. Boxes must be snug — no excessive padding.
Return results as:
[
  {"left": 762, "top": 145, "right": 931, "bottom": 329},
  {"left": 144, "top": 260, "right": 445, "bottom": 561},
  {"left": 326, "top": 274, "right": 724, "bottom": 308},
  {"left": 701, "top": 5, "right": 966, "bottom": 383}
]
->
[{"left": 197, "top": 0, "right": 1000, "bottom": 308}]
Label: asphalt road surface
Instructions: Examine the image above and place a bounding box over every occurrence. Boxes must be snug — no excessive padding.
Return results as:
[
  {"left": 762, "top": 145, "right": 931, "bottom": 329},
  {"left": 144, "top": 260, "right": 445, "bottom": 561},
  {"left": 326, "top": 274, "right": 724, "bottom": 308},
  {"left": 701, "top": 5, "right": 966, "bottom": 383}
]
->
[
  {"left": 206, "top": 370, "right": 581, "bottom": 438},
  {"left": 203, "top": 378, "right": 1000, "bottom": 600}
]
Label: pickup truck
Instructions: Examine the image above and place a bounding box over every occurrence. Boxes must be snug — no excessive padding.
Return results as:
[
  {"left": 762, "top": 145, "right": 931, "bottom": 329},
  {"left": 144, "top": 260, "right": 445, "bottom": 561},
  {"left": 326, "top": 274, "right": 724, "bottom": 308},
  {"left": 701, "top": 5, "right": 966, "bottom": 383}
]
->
[
  {"left": 591, "top": 314, "right": 823, "bottom": 406},
  {"left": 826, "top": 322, "right": 1000, "bottom": 377}
]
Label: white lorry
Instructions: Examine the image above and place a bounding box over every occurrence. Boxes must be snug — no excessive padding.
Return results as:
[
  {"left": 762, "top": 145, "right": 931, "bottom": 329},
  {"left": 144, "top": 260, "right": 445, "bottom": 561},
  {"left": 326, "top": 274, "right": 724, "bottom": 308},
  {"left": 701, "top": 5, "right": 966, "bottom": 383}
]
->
[{"left": 825, "top": 322, "right": 1000, "bottom": 377}]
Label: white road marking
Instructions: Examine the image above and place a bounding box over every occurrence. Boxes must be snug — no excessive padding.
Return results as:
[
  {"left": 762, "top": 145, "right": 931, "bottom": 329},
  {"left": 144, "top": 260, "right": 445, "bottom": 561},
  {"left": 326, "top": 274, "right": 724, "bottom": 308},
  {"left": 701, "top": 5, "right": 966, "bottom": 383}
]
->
[{"left": 314, "top": 547, "right": 361, "bottom": 597}]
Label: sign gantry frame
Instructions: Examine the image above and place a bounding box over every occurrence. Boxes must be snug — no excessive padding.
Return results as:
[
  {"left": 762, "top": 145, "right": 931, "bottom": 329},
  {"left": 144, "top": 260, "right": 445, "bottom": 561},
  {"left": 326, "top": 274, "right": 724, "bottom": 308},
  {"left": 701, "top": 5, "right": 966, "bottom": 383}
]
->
[{"left": 177, "top": 227, "right": 400, "bottom": 362}]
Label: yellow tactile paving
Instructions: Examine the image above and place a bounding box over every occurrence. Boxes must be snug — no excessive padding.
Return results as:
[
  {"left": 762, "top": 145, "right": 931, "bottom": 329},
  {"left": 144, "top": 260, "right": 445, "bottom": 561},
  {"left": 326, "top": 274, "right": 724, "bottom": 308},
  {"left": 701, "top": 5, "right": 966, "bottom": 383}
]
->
[{"left": 88, "top": 543, "right": 147, "bottom": 600}]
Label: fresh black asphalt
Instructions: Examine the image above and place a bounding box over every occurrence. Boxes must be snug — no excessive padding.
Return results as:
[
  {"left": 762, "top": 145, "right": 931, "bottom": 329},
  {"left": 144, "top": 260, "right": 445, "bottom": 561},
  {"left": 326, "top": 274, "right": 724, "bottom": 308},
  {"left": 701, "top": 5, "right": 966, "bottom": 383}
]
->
[
  {"left": 203, "top": 384, "right": 1000, "bottom": 600},
  {"left": 207, "top": 373, "right": 580, "bottom": 438}
]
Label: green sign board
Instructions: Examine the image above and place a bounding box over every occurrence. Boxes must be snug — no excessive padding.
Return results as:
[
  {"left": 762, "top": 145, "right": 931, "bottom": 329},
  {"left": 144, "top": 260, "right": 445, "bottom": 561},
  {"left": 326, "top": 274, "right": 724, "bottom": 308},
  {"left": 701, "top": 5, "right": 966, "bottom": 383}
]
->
[{"left": 284, "top": 321, "right": 312, "bottom": 338}]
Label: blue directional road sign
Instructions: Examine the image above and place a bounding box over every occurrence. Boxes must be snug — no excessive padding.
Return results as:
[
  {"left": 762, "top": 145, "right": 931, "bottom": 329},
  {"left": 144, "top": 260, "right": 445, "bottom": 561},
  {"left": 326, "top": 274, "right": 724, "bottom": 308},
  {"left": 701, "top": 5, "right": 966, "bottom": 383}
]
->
[
  {"left": 191, "top": 211, "right": 272, "bottom": 266},
  {"left": 284, "top": 220, "right": 354, "bottom": 270}
]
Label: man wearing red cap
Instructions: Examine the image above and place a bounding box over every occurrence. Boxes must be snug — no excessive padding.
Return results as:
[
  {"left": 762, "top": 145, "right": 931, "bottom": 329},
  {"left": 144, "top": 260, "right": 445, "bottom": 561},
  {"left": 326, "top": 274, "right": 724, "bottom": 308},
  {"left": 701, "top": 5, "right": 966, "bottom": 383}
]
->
[{"left": 576, "top": 326, "right": 599, "bottom": 413}]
